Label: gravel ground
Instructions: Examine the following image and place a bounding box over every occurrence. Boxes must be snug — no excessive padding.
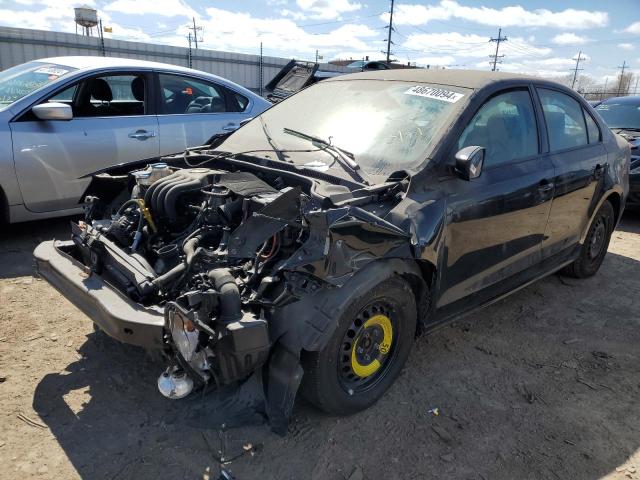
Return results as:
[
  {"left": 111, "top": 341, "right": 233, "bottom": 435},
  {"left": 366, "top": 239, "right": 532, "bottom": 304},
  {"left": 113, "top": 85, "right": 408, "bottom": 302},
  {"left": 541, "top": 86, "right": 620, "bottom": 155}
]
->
[{"left": 0, "top": 213, "right": 639, "bottom": 480}]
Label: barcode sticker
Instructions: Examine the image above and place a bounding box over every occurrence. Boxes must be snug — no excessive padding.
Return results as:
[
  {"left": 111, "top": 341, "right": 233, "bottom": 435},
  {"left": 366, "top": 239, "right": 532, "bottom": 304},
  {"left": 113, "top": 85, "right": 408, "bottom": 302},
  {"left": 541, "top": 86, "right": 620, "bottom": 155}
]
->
[{"left": 405, "top": 86, "right": 464, "bottom": 103}]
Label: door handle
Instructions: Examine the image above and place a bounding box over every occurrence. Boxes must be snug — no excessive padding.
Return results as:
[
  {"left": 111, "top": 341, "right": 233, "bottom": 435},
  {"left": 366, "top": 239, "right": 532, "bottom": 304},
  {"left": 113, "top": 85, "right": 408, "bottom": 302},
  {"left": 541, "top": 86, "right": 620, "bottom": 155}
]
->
[
  {"left": 128, "top": 130, "right": 156, "bottom": 140},
  {"left": 538, "top": 181, "right": 554, "bottom": 193},
  {"left": 593, "top": 164, "right": 604, "bottom": 179},
  {"left": 221, "top": 123, "right": 238, "bottom": 132}
]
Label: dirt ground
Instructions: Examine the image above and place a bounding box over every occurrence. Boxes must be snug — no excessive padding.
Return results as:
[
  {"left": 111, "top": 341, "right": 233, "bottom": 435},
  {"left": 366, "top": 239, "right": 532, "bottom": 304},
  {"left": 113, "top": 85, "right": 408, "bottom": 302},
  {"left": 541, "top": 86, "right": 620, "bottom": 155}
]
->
[{"left": 0, "top": 213, "right": 639, "bottom": 480}]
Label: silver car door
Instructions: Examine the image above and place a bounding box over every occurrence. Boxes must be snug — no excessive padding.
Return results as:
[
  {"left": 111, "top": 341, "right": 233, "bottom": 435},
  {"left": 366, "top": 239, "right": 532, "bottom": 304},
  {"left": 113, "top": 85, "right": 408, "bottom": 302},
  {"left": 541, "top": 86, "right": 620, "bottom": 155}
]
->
[
  {"left": 10, "top": 72, "right": 158, "bottom": 213},
  {"left": 156, "top": 73, "right": 251, "bottom": 156}
]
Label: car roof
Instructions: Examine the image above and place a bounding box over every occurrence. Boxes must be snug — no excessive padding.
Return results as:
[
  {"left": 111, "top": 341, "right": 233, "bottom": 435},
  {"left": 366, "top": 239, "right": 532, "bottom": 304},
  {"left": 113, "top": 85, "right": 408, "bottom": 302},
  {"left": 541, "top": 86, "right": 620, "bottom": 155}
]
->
[
  {"left": 30, "top": 56, "right": 265, "bottom": 101},
  {"left": 326, "top": 68, "right": 540, "bottom": 89},
  {"left": 599, "top": 95, "right": 640, "bottom": 105},
  {"left": 35, "top": 56, "right": 201, "bottom": 72}
]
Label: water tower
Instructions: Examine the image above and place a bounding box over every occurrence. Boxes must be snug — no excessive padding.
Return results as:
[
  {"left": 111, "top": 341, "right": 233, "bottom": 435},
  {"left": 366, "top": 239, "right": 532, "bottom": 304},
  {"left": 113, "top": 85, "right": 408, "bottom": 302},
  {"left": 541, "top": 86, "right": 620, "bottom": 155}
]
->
[{"left": 74, "top": 6, "right": 98, "bottom": 36}]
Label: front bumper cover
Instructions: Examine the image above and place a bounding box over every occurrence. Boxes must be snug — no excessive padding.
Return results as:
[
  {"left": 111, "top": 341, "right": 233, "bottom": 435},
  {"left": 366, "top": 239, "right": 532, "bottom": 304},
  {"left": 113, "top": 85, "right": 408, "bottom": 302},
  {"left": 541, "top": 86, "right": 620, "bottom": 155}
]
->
[{"left": 34, "top": 240, "right": 164, "bottom": 349}]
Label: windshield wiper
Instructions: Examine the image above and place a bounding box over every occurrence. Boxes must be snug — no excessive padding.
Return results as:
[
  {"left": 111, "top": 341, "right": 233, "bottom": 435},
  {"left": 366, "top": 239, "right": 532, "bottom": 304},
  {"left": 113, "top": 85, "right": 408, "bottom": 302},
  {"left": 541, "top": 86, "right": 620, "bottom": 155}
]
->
[
  {"left": 283, "top": 127, "right": 371, "bottom": 185},
  {"left": 260, "top": 116, "right": 290, "bottom": 163}
]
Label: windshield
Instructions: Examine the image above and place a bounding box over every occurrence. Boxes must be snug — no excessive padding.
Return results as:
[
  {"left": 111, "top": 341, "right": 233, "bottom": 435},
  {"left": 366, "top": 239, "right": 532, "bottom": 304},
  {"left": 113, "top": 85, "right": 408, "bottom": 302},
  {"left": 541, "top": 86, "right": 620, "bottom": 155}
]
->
[
  {"left": 0, "top": 61, "right": 76, "bottom": 110},
  {"left": 595, "top": 101, "right": 640, "bottom": 129},
  {"left": 222, "top": 80, "right": 469, "bottom": 176}
]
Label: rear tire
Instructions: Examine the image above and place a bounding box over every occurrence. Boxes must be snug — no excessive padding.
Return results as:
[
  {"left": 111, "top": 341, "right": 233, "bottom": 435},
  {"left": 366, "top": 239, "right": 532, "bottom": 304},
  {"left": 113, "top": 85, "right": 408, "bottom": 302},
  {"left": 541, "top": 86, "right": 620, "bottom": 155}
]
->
[
  {"left": 301, "top": 276, "right": 417, "bottom": 415},
  {"left": 561, "top": 200, "right": 614, "bottom": 278}
]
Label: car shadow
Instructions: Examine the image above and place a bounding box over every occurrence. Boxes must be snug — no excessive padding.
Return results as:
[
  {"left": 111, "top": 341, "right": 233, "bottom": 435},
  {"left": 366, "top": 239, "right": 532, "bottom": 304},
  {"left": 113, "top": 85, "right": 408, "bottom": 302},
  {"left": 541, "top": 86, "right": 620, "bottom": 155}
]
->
[
  {"left": 31, "top": 247, "right": 640, "bottom": 479},
  {"left": 0, "top": 217, "right": 78, "bottom": 280},
  {"left": 616, "top": 208, "right": 640, "bottom": 234}
]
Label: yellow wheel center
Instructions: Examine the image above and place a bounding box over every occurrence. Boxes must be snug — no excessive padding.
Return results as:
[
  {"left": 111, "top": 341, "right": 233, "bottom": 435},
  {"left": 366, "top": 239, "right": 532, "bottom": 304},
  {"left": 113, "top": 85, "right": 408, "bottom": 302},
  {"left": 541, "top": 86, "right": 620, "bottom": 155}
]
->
[{"left": 351, "top": 314, "right": 393, "bottom": 378}]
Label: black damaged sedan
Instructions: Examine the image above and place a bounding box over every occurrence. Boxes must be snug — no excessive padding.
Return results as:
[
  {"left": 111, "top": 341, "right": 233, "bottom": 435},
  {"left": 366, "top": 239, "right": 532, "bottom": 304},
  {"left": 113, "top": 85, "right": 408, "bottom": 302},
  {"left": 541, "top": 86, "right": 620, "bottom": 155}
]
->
[{"left": 34, "top": 69, "right": 630, "bottom": 433}]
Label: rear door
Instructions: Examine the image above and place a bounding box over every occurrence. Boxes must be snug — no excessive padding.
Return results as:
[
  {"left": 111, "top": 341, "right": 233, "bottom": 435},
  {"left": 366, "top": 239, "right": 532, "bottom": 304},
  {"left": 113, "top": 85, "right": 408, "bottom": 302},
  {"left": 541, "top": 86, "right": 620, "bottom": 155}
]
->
[
  {"left": 437, "top": 87, "right": 555, "bottom": 309},
  {"left": 155, "top": 72, "right": 252, "bottom": 156},
  {"left": 10, "top": 71, "right": 158, "bottom": 213},
  {"left": 536, "top": 88, "right": 607, "bottom": 259}
]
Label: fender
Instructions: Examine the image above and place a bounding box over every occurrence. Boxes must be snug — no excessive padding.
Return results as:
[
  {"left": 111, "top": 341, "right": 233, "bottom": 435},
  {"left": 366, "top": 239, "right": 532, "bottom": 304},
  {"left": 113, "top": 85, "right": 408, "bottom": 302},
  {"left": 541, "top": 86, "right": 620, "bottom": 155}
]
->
[{"left": 264, "top": 257, "right": 426, "bottom": 434}]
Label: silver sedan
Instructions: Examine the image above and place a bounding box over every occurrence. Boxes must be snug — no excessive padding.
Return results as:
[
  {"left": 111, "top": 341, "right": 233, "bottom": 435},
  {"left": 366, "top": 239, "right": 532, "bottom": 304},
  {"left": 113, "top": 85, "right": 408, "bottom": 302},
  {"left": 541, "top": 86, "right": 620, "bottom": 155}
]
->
[{"left": 0, "top": 56, "right": 271, "bottom": 224}]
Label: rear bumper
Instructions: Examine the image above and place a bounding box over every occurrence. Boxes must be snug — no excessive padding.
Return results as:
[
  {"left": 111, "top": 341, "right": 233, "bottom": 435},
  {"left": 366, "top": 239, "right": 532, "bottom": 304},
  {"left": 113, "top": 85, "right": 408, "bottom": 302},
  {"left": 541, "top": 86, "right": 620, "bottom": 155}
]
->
[{"left": 34, "top": 240, "right": 164, "bottom": 349}]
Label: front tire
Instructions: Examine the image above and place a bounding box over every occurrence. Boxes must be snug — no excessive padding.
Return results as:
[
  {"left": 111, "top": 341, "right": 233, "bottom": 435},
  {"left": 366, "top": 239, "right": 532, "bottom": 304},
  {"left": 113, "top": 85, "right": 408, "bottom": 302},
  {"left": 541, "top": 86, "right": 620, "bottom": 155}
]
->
[
  {"left": 301, "top": 276, "right": 417, "bottom": 415},
  {"left": 562, "top": 199, "right": 615, "bottom": 278}
]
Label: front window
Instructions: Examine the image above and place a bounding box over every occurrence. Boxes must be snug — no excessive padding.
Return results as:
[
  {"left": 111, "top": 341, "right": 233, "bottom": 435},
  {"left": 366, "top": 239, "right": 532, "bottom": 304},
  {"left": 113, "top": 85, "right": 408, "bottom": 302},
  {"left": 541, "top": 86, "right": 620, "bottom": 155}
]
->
[
  {"left": 0, "top": 61, "right": 76, "bottom": 110},
  {"left": 595, "top": 101, "right": 640, "bottom": 129},
  {"left": 223, "top": 80, "right": 469, "bottom": 175}
]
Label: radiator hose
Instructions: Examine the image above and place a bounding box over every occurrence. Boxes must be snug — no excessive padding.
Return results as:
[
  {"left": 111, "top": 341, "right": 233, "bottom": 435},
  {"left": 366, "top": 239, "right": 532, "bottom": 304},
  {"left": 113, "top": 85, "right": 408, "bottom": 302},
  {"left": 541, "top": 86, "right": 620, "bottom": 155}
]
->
[{"left": 208, "top": 268, "right": 242, "bottom": 323}]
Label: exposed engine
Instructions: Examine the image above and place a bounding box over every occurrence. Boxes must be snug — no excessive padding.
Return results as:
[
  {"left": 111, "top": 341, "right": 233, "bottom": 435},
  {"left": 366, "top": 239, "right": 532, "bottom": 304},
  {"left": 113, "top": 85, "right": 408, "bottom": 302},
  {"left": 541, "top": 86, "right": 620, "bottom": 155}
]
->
[{"left": 75, "top": 162, "right": 311, "bottom": 397}]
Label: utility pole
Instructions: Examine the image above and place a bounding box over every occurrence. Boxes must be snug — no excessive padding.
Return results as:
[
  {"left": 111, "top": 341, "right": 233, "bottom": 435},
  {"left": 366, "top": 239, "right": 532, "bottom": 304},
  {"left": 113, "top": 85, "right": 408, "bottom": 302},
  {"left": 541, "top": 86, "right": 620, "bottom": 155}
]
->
[
  {"left": 192, "top": 17, "right": 198, "bottom": 49},
  {"left": 571, "top": 51, "right": 585, "bottom": 89},
  {"left": 601, "top": 77, "right": 608, "bottom": 100},
  {"left": 259, "top": 42, "right": 264, "bottom": 97},
  {"left": 385, "top": 0, "right": 395, "bottom": 64},
  {"left": 489, "top": 27, "right": 507, "bottom": 72},
  {"left": 188, "top": 17, "right": 202, "bottom": 50},
  {"left": 634, "top": 76, "right": 639, "bottom": 95},
  {"left": 187, "top": 32, "right": 192, "bottom": 68},
  {"left": 98, "top": 18, "right": 106, "bottom": 56},
  {"left": 616, "top": 60, "right": 627, "bottom": 96}
]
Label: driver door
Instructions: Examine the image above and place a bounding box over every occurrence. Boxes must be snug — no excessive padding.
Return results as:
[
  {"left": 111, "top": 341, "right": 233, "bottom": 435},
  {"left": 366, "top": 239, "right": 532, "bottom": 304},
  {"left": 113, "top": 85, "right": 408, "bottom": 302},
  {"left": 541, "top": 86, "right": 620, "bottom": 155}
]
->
[
  {"left": 10, "top": 71, "right": 158, "bottom": 213},
  {"left": 436, "top": 88, "right": 555, "bottom": 310}
]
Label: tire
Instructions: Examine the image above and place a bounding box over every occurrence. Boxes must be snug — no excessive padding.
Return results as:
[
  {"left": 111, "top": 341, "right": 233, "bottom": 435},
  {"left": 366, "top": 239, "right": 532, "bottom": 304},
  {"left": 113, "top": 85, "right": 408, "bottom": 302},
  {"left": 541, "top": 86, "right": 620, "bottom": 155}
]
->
[
  {"left": 561, "top": 200, "right": 615, "bottom": 279},
  {"left": 301, "top": 276, "right": 417, "bottom": 415}
]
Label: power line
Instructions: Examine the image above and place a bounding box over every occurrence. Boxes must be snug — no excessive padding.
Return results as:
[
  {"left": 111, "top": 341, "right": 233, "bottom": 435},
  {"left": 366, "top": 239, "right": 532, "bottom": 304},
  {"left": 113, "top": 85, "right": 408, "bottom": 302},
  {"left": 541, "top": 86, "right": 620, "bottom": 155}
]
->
[
  {"left": 489, "top": 27, "right": 507, "bottom": 71},
  {"left": 299, "top": 12, "right": 385, "bottom": 28}
]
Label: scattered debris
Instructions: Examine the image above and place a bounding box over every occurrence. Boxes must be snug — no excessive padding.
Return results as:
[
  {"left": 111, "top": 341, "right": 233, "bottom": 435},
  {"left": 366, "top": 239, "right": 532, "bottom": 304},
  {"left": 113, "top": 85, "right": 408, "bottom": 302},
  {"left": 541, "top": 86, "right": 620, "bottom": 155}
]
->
[
  {"left": 576, "top": 377, "right": 598, "bottom": 391},
  {"left": 348, "top": 466, "right": 364, "bottom": 480},
  {"left": 563, "top": 338, "right": 579, "bottom": 345},
  {"left": 592, "top": 351, "right": 613, "bottom": 359},
  {"left": 218, "top": 468, "right": 235, "bottom": 480},
  {"left": 427, "top": 407, "right": 440, "bottom": 417},
  {"left": 516, "top": 383, "right": 536, "bottom": 404},
  {"left": 431, "top": 425, "right": 453, "bottom": 445},
  {"left": 441, "top": 453, "right": 455, "bottom": 463},
  {"left": 16, "top": 412, "right": 47, "bottom": 429}
]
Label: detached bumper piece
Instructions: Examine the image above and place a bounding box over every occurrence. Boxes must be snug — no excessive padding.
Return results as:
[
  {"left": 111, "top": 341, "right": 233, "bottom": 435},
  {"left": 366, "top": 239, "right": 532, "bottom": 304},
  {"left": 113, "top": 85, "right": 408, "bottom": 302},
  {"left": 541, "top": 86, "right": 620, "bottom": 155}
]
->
[{"left": 34, "top": 240, "right": 165, "bottom": 349}]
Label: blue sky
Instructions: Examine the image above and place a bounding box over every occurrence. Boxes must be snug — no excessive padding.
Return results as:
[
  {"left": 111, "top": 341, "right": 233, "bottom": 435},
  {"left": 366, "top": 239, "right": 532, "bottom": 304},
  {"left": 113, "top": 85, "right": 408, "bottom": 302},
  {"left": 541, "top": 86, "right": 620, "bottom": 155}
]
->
[{"left": 0, "top": 0, "right": 639, "bottom": 87}]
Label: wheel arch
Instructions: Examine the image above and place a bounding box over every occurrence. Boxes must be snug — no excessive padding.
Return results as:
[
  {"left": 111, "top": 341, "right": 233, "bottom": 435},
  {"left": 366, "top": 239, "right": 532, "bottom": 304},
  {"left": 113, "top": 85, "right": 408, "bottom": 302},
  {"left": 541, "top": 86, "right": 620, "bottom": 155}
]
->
[
  {"left": 580, "top": 188, "right": 623, "bottom": 244},
  {"left": 606, "top": 191, "right": 622, "bottom": 224}
]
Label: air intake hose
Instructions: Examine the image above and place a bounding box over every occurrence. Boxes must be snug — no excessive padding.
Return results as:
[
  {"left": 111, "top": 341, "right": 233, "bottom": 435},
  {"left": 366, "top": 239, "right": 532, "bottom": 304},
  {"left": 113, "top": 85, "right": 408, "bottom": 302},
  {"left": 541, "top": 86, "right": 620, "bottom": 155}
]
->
[{"left": 208, "top": 268, "right": 242, "bottom": 324}]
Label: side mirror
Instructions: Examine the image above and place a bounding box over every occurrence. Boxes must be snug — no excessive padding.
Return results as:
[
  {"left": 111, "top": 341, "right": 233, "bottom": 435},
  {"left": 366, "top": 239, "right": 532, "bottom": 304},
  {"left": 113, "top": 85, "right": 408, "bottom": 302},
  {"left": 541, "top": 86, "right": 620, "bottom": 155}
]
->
[
  {"left": 32, "top": 102, "right": 73, "bottom": 121},
  {"left": 455, "top": 146, "right": 485, "bottom": 180}
]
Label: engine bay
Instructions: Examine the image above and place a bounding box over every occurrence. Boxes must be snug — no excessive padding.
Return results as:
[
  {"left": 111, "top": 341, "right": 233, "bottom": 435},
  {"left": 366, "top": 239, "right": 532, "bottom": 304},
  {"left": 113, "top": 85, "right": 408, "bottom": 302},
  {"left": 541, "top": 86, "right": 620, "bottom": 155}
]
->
[{"left": 64, "top": 156, "right": 411, "bottom": 431}]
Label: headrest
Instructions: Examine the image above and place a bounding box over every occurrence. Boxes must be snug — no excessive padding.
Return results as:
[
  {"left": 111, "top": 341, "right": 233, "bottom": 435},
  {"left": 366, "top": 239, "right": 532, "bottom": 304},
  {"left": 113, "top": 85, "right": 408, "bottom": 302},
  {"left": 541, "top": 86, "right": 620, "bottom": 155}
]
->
[
  {"left": 131, "top": 76, "right": 144, "bottom": 102},
  {"left": 89, "top": 78, "right": 113, "bottom": 102}
]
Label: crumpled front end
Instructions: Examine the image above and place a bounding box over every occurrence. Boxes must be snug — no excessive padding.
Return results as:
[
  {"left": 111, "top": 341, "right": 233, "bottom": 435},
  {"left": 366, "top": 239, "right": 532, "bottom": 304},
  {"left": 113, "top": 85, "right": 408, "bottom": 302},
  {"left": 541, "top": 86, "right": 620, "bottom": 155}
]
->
[{"left": 35, "top": 159, "right": 411, "bottom": 432}]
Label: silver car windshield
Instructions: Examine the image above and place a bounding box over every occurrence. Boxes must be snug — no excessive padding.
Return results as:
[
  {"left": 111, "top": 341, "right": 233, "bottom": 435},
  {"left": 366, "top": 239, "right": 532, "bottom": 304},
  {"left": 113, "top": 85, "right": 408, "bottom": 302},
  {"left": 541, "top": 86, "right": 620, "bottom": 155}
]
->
[
  {"left": 224, "top": 80, "right": 470, "bottom": 175},
  {"left": 0, "top": 61, "right": 77, "bottom": 110}
]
